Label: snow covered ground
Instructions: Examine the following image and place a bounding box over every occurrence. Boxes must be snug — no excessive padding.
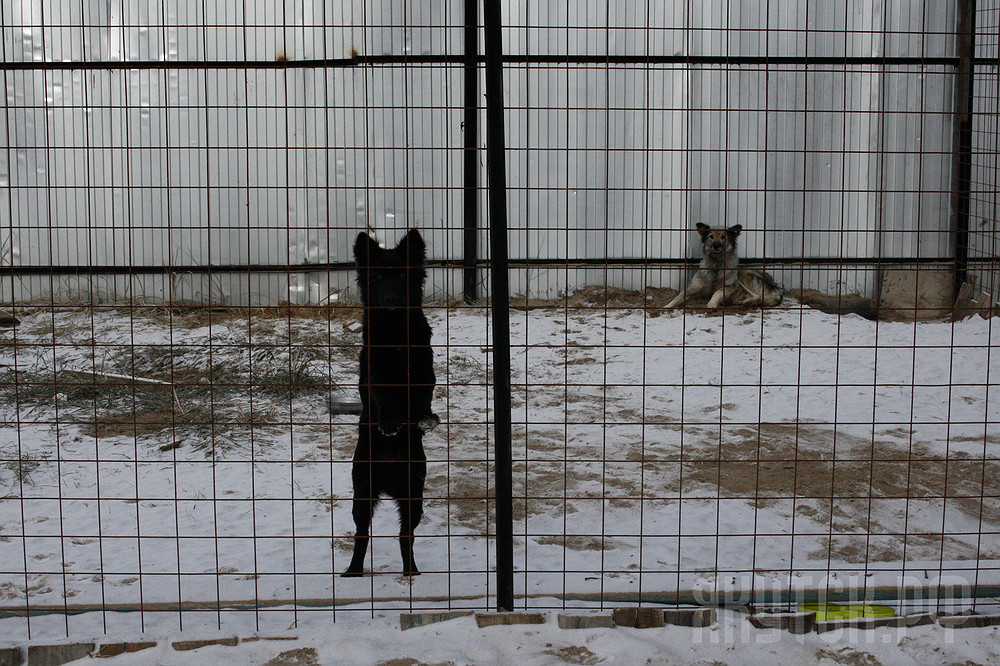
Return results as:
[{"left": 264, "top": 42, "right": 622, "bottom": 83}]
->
[
  {"left": 0, "top": 294, "right": 997, "bottom": 643},
  {"left": 11, "top": 608, "right": 1000, "bottom": 666}
]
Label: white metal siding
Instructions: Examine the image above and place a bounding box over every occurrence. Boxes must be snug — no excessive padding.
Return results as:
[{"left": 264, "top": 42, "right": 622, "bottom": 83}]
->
[{"left": 0, "top": 1, "right": 968, "bottom": 304}]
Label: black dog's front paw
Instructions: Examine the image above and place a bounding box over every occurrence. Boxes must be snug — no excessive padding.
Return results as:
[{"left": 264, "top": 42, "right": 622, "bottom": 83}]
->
[
  {"left": 342, "top": 568, "right": 365, "bottom": 578},
  {"left": 417, "top": 413, "right": 440, "bottom": 433},
  {"left": 377, "top": 418, "right": 403, "bottom": 437}
]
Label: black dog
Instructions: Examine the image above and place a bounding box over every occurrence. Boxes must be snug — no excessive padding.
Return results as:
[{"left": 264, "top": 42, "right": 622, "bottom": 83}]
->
[{"left": 344, "top": 229, "right": 439, "bottom": 577}]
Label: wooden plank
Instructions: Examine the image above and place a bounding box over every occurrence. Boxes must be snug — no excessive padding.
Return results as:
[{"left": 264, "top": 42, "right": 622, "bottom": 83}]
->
[
  {"left": 62, "top": 369, "right": 172, "bottom": 387},
  {"left": 954, "top": 282, "right": 973, "bottom": 320},
  {"left": 171, "top": 638, "right": 238, "bottom": 651}
]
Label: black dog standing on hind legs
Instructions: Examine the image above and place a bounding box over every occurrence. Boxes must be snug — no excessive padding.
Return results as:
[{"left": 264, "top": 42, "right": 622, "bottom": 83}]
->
[{"left": 344, "top": 229, "right": 440, "bottom": 578}]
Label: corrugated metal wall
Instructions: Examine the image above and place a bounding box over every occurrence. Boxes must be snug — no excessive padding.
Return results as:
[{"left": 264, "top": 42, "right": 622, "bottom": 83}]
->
[
  {"left": 0, "top": 1, "right": 966, "bottom": 304},
  {"left": 970, "top": 0, "right": 1000, "bottom": 301}
]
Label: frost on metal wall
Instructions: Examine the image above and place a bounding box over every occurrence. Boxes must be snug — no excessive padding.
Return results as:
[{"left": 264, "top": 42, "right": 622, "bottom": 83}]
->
[
  {"left": 503, "top": 63, "right": 687, "bottom": 260},
  {"left": 501, "top": 0, "right": 956, "bottom": 59},
  {"left": 969, "top": 0, "right": 1000, "bottom": 300},
  {"left": 681, "top": 0, "right": 955, "bottom": 282},
  {"left": 0, "top": 0, "right": 969, "bottom": 304},
  {"left": 880, "top": 66, "right": 956, "bottom": 261},
  {"left": 498, "top": 0, "right": 958, "bottom": 298},
  {"left": 968, "top": 78, "right": 1000, "bottom": 296},
  {"left": 1, "top": 0, "right": 464, "bottom": 304},
  {"left": 0, "top": 92, "right": 11, "bottom": 289}
]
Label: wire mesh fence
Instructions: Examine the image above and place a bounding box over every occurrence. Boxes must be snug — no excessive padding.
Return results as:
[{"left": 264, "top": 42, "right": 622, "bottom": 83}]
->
[{"left": 0, "top": 0, "right": 998, "bottom": 640}]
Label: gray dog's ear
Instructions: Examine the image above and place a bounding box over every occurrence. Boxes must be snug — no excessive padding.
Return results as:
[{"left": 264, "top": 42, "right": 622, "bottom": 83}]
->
[
  {"left": 727, "top": 224, "right": 743, "bottom": 238},
  {"left": 354, "top": 232, "right": 380, "bottom": 267},
  {"left": 696, "top": 222, "right": 711, "bottom": 239}
]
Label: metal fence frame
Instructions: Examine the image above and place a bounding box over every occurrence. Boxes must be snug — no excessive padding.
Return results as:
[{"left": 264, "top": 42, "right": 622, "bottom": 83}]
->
[{"left": 0, "top": 0, "right": 997, "bottom": 634}]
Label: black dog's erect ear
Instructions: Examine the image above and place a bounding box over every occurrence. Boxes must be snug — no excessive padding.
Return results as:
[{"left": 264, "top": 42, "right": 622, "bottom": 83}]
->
[
  {"left": 696, "top": 222, "right": 711, "bottom": 239},
  {"left": 354, "top": 232, "right": 380, "bottom": 267},
  {"left": 727, "top": 224, "right": 743, "bottom": 238},
  {"left": 398, "top": 228, "right": 426, "bottom": 266}
]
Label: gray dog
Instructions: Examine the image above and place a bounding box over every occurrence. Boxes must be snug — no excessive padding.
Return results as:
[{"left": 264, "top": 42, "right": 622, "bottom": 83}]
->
[{"left": 665, "top": 223, "right": 783, "bottom": 309}]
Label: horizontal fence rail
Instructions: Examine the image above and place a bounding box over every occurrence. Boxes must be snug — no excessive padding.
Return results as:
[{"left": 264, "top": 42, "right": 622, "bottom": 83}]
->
[{"left": 0, "top": 0, "right": 997, "bottom": 642}]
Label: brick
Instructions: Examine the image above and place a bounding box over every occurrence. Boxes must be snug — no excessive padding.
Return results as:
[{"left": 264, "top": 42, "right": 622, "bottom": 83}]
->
[
  {"left": 556, "top": 613, "right": 615, "bottom": 629},
  {"left": 401, "top": 611, "right": 474, "bottom": 630},
  {"left": 26, "top": 643, "right": 95, "bottom": 666},
  {"left": 171, "top": 637, "right": 238, "bottom": 651},
  {"left": 748, "top": 612, "right": 816, "bottom": 634},
  {"left": 663, "top": 608, "right": 716, "bottom": 628},
  {"left": 937, "top": 614, "right": 1000, "bottom": 629},
  {"left": 95, "top": 644, "right": 125, "bottom": 658},
  {"left": 127, "top": 641, "right": 157, "bottom": 653},
  {"left": 814, "top": 617, "right": 907, "bottom": 633},
  {"left": 613, "top": 607, "right": 665, "bottom": 628},
  {"left": 475, "top": 612, "right": 546, "bottom": 628},
  {"left": 612, "top": 608, "right": 636, "bottom": 626},
  {"left": 0, "top": 647, "right": 22, "bottom": 666},
  {"left": 903, "top": 613, "right": 937, "bottom": 627},
  {"left": 96, "top": 641, "right": 157, "bottom": 657}
]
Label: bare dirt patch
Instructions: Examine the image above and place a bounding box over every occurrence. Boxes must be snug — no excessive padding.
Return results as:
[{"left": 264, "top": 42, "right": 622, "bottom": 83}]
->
[
  {"left": 543, "top": 645, "right": 604, "bottom": 664},
  {"left": 432, "top": 411, "right": 998, "bottom": 562},
  {"left": 82, "top": 411, "right": 183, "bottom": 439},
  {"left": 266, "top": 647, "right": 320, "bottom": 666},
  {"left": 814, "top": 647, "right": 884, "bottom": 666},
  {"left": 377, "top": 659, "right": 455, "bottom": 666},
  {"left": 143, "top": 302, "right": 364, "bottom": 328}
]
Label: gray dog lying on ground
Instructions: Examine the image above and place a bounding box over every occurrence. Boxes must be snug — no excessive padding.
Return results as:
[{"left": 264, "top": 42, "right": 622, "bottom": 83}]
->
[{"left": 665, "top": 223, "right": 783, "bottom": 309}]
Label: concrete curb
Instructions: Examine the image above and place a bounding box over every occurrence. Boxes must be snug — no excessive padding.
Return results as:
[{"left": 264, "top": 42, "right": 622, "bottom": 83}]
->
[
  {"left": 3, "top": 608, "right": 994, "bottom": 661},
  {"left": 27, "top": 643, "right": 94, "bottom": 666},
  {"left": 612, "top": 607, "right": 665, "bottom": 628},
  {"left": 937, "top": 613, "right": 1000, "bottom": 629},
  {"left": 748, "top": 611, "right": 941, "bottom": 634},
  {"left": 557, "top": 613, "right": 615, "bottom": 629},
  {"left": 95, "top": 642, "right": 157, "bottom": 658},
  {"left": 171, "top": 637, "right": 239, "bottom": 651},
  {"left": 0, "top": 647, "right": 21, "bottom": 666},
  {"left": 400, "top": 611, "right": 475, "bottom": 630},
  {"left": 747, "top": 611, "right": 816, "bottom": 634},
  {"left": 663, "top": 608, "right": 716, "bottom": 628},
  {"left": 475, "top": 612, "right": 546, "bottom": 627}
]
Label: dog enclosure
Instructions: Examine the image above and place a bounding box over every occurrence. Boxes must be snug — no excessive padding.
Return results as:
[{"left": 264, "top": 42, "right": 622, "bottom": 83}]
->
[{"left": 0, "top": 0, "right": 998, "bottom": 638}]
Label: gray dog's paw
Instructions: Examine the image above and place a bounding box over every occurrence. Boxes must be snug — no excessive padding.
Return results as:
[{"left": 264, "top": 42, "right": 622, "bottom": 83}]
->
[{"left": 418, "top": 413, "right": 441, "bottom": 433}]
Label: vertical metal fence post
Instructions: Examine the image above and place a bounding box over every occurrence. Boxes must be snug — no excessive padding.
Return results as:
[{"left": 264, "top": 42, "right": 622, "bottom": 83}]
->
[
  {"left": 953, "top": 0, "right": 977, "bottom": 293},
  {"left": 463, "top": 0, "right": 480, "bottom": 304},
  {"left": 482, "top": 0, "right": 514, "bottom": 612}
]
